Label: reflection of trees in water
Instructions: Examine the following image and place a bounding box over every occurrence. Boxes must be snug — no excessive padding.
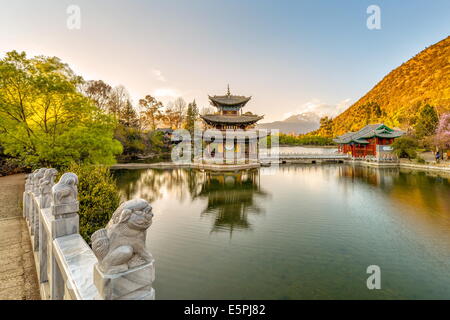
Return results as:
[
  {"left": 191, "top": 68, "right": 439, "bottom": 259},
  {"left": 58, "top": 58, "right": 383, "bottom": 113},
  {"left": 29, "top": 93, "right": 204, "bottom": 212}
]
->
[
  {"left": 276, "top": 164, "right": 450, "bottom": 221},
  {"left": 392, "top": 170, "right": 450, "bottom": 216},
  {"left": 335, "top": 165, "right": 450, "bottom": 217},
  {"left": 336, "top": 165, "right": 399, "bottom": 188},
  {"left": 114, "top": 169, "right": 145, "bottom": 199},
  {"left": 114, "top": 168, "right": 206, "bottom": 203},
  {"left": 113, "top": 168, "right": 268, "bottom": 235}
]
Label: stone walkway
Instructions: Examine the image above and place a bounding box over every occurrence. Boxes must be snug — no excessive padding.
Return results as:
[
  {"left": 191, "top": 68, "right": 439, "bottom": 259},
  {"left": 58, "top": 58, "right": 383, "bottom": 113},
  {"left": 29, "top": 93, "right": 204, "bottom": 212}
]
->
[{"left": 0, "top": 174, "right": 40, "bottom": 300}]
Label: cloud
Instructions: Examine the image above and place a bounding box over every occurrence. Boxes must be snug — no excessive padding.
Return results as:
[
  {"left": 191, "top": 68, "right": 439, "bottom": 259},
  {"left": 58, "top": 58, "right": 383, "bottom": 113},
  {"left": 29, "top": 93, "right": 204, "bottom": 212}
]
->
[
  {"left": 282, "top": 98, "right": 352, "bottom": 120},
  {"left": 152, "top": 69, "right": 166, "bottom": 82}
]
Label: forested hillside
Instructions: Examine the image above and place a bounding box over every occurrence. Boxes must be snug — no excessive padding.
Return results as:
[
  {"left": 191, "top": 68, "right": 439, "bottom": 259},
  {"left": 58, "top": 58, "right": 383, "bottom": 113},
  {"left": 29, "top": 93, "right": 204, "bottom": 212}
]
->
[{"left": 324, "top": 36, "right": 450, "bottom": 136}]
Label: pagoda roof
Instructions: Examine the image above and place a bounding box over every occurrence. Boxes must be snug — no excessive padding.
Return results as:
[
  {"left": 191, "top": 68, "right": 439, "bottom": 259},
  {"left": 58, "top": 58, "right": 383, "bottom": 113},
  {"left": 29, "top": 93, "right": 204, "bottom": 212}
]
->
[
  {"left": 201, "top": 114, "right": 263, "bottom": 125},
  {"left": 208, "top": 85, "right": 251, "bottom": 107},
  {"left": 334, "top": 124, "right": 404, "bottom": 144},
  {"left": 209, "top": 95, "right": 251, "bottom": 106}
]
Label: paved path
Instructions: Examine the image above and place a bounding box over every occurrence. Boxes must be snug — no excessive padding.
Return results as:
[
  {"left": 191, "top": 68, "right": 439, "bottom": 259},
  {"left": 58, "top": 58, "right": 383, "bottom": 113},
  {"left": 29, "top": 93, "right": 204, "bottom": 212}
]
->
[{"left": 0, "top": 174, "right": 40, "bottom": 300}]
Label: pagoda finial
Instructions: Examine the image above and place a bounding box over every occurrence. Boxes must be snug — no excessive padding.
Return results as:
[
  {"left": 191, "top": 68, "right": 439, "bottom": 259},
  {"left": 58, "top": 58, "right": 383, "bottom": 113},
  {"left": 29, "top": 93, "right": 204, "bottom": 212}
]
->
[{"left": 227, "top": 84, "right": 231, "bottom": 96}]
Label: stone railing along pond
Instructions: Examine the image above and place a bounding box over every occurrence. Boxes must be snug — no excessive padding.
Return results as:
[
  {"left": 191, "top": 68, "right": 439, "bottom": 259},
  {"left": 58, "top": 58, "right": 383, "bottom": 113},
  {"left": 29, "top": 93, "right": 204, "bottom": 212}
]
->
[{"left": 22, "top": 168, "right": 155, "bottom": 300}]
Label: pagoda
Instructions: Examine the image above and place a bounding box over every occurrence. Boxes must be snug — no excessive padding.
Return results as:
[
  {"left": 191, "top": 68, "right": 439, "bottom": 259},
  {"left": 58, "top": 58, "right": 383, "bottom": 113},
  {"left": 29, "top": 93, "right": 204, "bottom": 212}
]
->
[
  {"left": 201, "top": 85, "right": 263, "bottom": 130},
  {"left": 199, "top": 86, "right": 264, "bottom": 164}
]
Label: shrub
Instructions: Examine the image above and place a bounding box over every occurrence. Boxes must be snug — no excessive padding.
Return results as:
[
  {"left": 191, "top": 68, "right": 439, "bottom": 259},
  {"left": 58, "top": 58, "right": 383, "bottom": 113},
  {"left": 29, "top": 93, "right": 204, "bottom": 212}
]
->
[
  {"left": 415, "top": 156, "right": 426, "bottom": 164},
  {"left": 0, "top": 156, "right": 26, "bottom": 176},
  {"left": 391, "top": 136, "right": 419, "bottom": 159},
  {"left": 414, "top": 104, "right": 439, "bottom": 140},
  {"left": 278, "top": 134, "right": 335, "bottom": 146},
  {"left": 60, "top": 163, "right": 121, "bottom": 244}
]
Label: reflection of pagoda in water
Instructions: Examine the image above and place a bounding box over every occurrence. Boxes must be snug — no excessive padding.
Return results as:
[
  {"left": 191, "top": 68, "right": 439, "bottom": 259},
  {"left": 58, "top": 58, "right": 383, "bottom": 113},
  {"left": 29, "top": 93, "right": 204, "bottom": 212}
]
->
[
  {"left": 114, "top": 167, "right": 269, "bottom": 236},
  {"left": 194, "top": 169, "right": 267, "bottom": 235},
  {"left": 199, "top": 86, "right": 264, "bottom": 164}
]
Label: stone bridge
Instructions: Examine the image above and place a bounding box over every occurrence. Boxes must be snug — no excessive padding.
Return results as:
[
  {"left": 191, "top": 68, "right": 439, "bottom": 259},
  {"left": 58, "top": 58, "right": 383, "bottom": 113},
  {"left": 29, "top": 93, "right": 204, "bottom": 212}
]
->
[
  {"left": 21, "top": 168, "right": 156, "bottom": 300},
  {"left": 260, "top": 153, "right": 351, "bottom": 164}
]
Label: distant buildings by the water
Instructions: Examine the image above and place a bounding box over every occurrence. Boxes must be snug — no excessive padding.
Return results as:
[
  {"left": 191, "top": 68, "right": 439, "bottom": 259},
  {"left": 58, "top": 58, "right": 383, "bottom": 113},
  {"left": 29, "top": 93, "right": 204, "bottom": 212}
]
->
[{"left": 334, "top": 124, "right": 404, "bottom": 158}]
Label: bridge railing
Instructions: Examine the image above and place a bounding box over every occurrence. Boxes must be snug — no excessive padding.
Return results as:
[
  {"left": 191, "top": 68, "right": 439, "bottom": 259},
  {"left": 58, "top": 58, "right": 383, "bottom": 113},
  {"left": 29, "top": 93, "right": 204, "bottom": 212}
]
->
[
  {"left": 23, "top": 168, "right": 155, "bottom": 300},
  {"left": 260, "top": 152, "right": 399, "bottom": 162},
  {"left": 351, "top": 155, "right": 399, "bottom": 163},
  {"left": 260, "top": 153, "right": 351, "bottom": 160}
]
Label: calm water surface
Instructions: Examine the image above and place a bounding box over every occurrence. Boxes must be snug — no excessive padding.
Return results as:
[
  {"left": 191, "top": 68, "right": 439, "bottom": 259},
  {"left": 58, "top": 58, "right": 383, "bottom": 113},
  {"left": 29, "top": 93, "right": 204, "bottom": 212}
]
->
[{"left": 113, "top": 165, "right": 450, "bottom": 299}]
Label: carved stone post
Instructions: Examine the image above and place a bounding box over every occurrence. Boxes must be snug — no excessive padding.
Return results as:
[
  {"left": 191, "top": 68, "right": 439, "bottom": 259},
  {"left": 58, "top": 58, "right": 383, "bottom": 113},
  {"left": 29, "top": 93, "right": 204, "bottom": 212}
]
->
[
  {"left": 31, "top": 168, "right": 46, "bottom": 251},
  {"left": 49, "top": 172, "right": 80, "bottom": 300},
  {"left": 23, "top": 173, "right": 32, "bottom": 220},
  {"left": 38, "top": 168, "right": 58, "bottom": 285},
  {"left": 25, "top": 171, "right": 37, "bottom": 225},
  {"left": 31, "top": 169, "right": 46, "bottom": 235},
  {"left": 28, "top": 171, "right": 37, "bottom": 229},
  {"left": 91, "top": 199, "right": 155, "bottom": 300},
  {"left": 40, "top": 168, "right": 57, "bottom": 209}
]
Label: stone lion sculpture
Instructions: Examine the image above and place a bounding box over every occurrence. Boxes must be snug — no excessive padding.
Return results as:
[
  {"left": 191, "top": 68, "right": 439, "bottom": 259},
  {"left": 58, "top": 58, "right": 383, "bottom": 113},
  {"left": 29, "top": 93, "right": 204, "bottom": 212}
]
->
[
  {"left": 25, "top": 172, "right": 34, "bottom": 192},
  {"left": 32, "top": 168, "right": 46, "bottom": 194},
  {"left": 91, "top": 199, "right": 154, "bottom": 274},
  {"left": 39, "top": 168, "right": 58, "bottom": 209},
  {"left": 52, "top": 172, "right": 78, "bottom": 206}
]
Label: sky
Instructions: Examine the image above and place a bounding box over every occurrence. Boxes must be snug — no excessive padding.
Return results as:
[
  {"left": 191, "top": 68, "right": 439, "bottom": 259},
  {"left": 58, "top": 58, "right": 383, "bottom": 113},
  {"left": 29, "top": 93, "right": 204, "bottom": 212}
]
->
[{"left": 0, "top": 0, "right": 449, "bottom": 122}]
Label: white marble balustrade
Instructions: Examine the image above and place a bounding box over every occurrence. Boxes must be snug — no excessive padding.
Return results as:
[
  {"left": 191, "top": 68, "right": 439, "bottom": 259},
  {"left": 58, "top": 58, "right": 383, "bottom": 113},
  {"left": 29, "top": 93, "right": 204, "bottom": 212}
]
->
[{"left": 22, "top": 168, "right": 156, "bottom": 300}]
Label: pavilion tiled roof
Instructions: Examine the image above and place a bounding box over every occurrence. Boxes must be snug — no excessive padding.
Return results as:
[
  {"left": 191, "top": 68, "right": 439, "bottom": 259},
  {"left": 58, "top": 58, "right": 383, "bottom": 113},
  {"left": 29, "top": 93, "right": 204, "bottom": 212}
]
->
[
  {"left": 334, "top": 124, "right": 404, "bottom": 144},
  {"left": 209, "top": 95, "right": 251, "bottom": 106},
  {"left": 201, "top": 114, "right": 263, "bottom": 125}
]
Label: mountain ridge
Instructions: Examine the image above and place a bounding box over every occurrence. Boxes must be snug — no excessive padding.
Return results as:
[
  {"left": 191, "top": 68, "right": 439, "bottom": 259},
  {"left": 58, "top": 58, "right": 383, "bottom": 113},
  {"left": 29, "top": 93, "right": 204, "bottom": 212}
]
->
[
  {"left": 326, "top": 36, "right": 450, "bottom": 136},
  {"left": 257, "top": 112, "right": 320, "bottom": 134}
]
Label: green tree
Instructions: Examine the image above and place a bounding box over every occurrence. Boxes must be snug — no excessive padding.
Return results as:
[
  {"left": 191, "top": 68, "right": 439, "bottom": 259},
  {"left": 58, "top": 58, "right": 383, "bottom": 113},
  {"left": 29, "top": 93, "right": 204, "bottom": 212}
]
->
[
  {"left": 139, "top": 95, "right": 163, "bottom": 130},
  {"left": 80, "top": 80, "right": 112, "bottom": 112},
  {"left": 414, "top": 104, "right": 439, "bottom": 140},
  {"left": 184, "top": 99, "right": 199, "bottom": 134},
  {"left": 82, "top": 81, "right": 146, "bottom": 159},
  {"left": 148, "top": 130, "right": 165, "bottom": 153},
  {"left": 318, "top": 116, "right": 333, "bottom": 137},
  {"left": 119, "top": 100, "right": 140, "bottom": 128},
  {"left": 114, "top": 126, "right": 146, "bottom": 158},
  {"left": 0, "top": 51, "right": 122, "bottom": 168},
  {"left": 391, "top": 135, "right": 419, "bottom": 159},
  {"left": 279, "top": 133, "right": 335, "bottom": 146}
]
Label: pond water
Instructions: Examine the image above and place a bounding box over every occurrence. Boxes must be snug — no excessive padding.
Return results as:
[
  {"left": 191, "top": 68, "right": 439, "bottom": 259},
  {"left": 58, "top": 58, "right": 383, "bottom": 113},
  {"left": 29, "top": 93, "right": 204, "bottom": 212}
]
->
[{"left": 113, "top": 165, "right": 450, "bottom": 299}]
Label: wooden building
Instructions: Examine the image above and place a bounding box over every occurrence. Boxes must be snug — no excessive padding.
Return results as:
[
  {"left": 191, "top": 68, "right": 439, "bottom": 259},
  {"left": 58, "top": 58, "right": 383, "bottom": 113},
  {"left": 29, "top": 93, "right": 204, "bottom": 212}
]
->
[
  {"left": 334, "top": 124, "right": 404, "bottom": 158},
  {"left": 199, "top": 86, "right": 264, "bottom": 164}
]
